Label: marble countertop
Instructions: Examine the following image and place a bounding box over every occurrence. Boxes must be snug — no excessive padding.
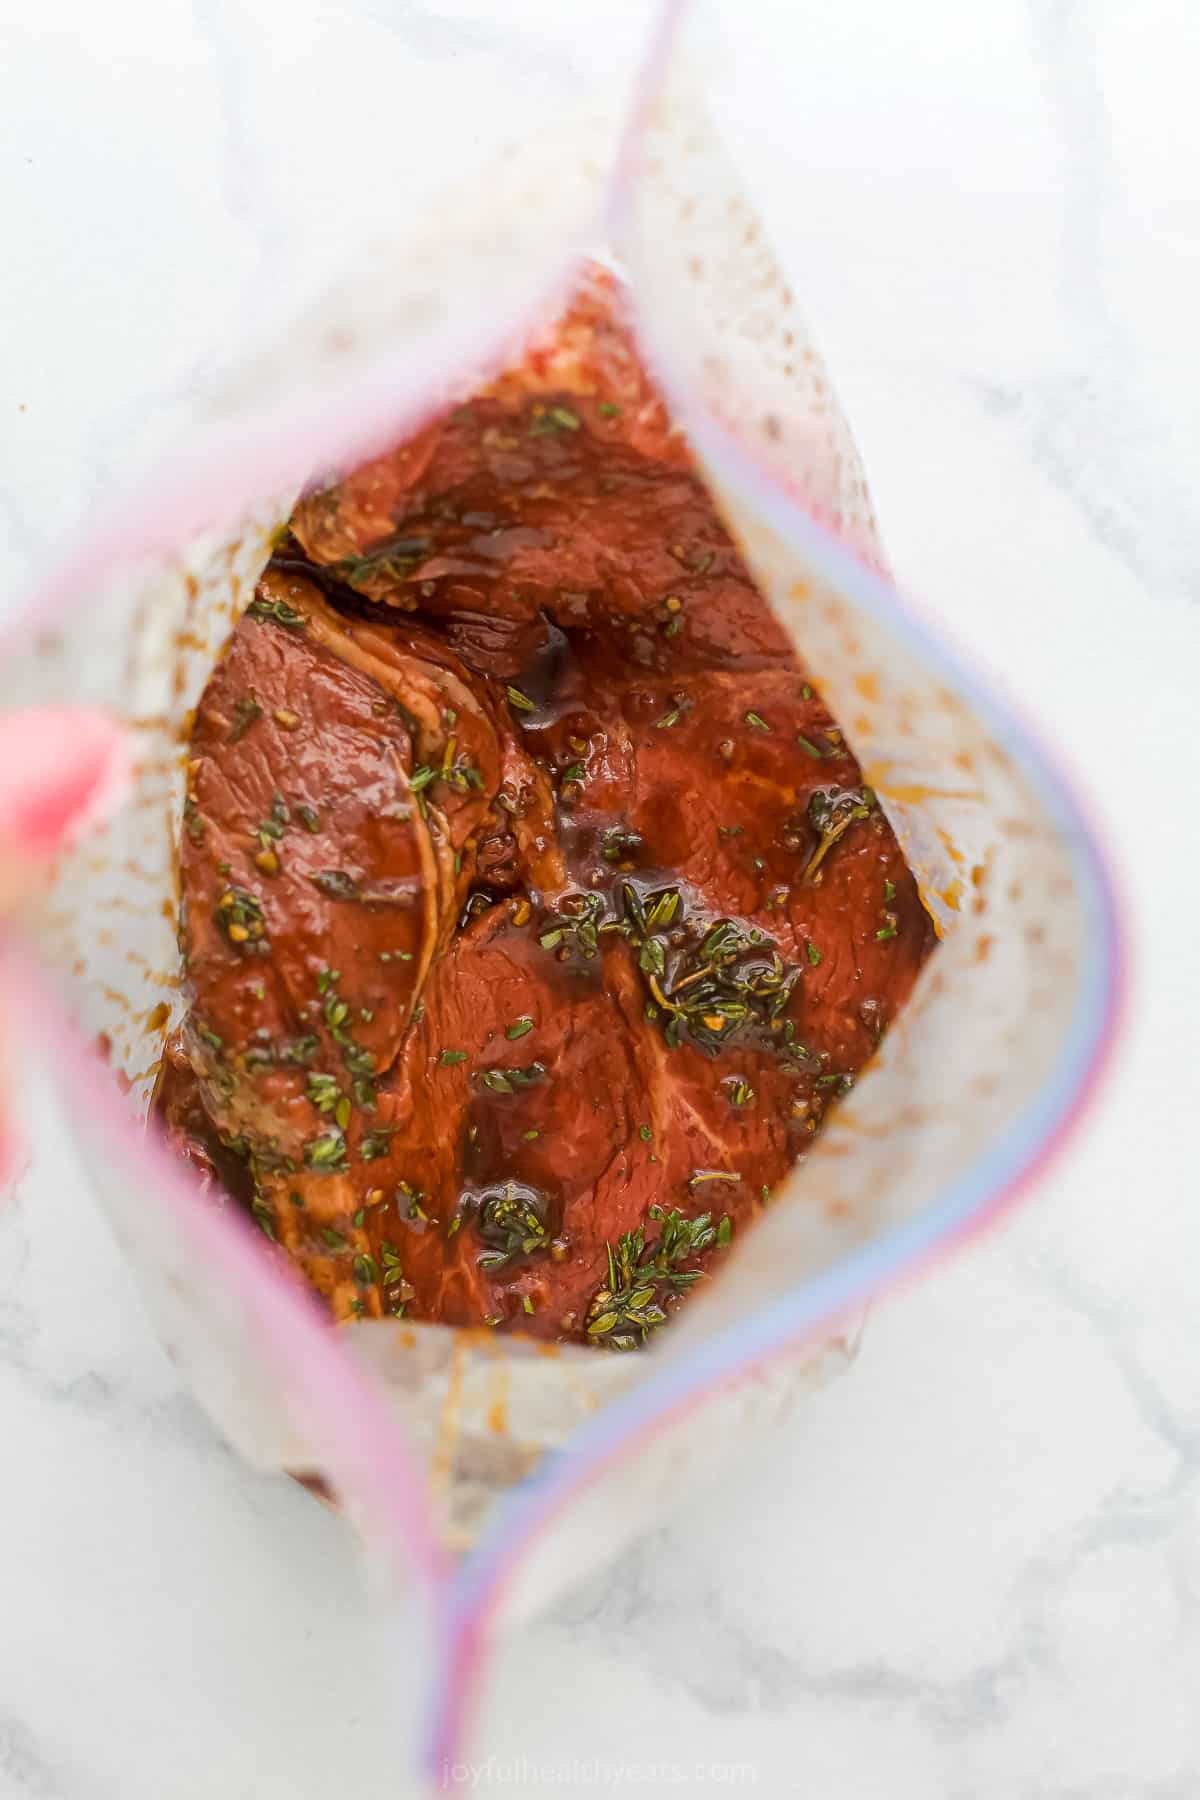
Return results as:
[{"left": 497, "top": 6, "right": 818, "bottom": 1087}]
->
[{"left": 3, "top": 3, "right": 1199, "bottom": 1795}]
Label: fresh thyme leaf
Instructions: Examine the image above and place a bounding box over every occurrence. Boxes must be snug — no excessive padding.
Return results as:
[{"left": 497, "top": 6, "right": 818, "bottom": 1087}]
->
[
  {"left": 505, "top": 1018, "right": 534, "bottom": 1040},
  {"left": 227, "top": 697, "right": 263, "bottom": 743},
  {"left": 643, "top": 888, "right": 680, "bottom": 931},
  {"left": 439, "top": 1049, "right": 467, "bottom": 1066},
  {"left": 247, "top": 595, "right": 307, "bottom": 629},
  {"left": 470, "top": 1180, "right": 551, "bottom": 1269},
  {"left": 805, "top": 786, "right": 874, "bottom": 879},
  {"left": 306, "top": 1072, "right": 340, "bottom": 1114},
  {"left": 586, "top": 1203, "right": 718, "bottom": 1349},
  {"left": 506, "top": 685, "right": 536, "bottom": 713},
  {"left": 638, "top": 936, "right": 667, "bottom": 978},
  {"left": 305, "top": 1129, "right": 348, "bottom": 1173},
  {"left": 806, "top": 941, "right": 822, "bottom": 967},
  {"left": 875, "top": 924, "right": 898, "bottom": 941},
  {"left": 480, "top": 1063, "right": 545, "bottom": 1096},
  {"left": 215, "top": 886, "right": 266, "bottom": 948},
  {"left": 309, "top": 869, "right": 360, "bottom": 900},
  {"left": 529, "top": 405, "right": 581, "bottom": 436}
]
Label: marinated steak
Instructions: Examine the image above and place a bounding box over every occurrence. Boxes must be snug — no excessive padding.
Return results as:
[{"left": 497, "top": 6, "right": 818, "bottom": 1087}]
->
[{"left": 156, "top": 269, "right": 933, "bottom": 1348}]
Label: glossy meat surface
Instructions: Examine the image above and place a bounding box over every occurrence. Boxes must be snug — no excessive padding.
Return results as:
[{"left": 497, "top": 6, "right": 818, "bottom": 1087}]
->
[{"left": 157, "top": 272, "right": 933, "bottom": 1346}]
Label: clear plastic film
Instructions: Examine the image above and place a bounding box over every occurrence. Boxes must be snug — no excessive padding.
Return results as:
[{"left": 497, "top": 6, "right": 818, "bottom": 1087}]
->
[{"left": 0, "top": 3, "right": 1121, "bottom": 1781}]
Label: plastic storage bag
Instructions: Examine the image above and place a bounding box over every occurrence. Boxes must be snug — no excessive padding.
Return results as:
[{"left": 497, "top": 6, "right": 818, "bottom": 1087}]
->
[{"left": 0, "top": 6, "right": 1121, "bottom": 1778}]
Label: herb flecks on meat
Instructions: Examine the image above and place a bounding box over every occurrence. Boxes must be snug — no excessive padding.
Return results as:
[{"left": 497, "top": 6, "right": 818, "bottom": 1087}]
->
[{"left": 155, "top": 266, "right": 934, "bottom": 1349}]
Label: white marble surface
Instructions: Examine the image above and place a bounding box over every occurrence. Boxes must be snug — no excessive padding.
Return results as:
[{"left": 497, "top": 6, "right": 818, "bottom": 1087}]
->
[{"left": 3, "top": 2, "right": 1200, "bottom": 1795}]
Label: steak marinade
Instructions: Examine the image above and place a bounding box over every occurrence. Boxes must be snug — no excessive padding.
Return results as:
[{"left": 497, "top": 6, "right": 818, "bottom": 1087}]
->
[{"left": 156, "top": 274, "right": 933, "bottom": 1348}]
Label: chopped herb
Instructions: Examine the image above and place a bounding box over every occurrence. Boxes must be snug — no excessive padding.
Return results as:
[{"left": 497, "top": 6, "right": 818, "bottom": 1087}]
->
[
  {"left": 795, "top": 732, "right": 824, "bottom": 758},
  {"left": 639, "top": 1125, "right": 653, "bottom": 1142},
  {"left": 744, "top": 711, "right": 770, "bottom": 732},
  {"left": 805, "top": 787, "right": 874, "bottom": 879},
  {"left": 247, "top": 595, "right": 307, "bottom": 629},
  {"left": 309, "top": 870, "right": 360, "bottom": 900},
  {"left": 297, "top": 804, "right": 321, "bottom": 833},
  {"left": 305, "top": 1129, "right": 348, "bottom": 1173},
  {"left": 353, "top": 1254, "right": 378, "bottom": 1287},
  {"left": 529, "top": 404, "right": 581, "bottom": 435},
  {"left": 727, "top": 1079, "right": 755, "bottom": 1108},
  {"left": 600, "top": 826, "right": 643, "bottom": 866},
  {"left": 306, "top": 1071, "right": 340, "bottom": 1113},
  {"left": 334, "top": 1095, "right": 352, "bottom": 1131},
  {"left": 439, "top": 1049, "right": 467, "bottom": 1066},
  {"left": 560, "top": 761, "right": 586, "bottom": 784},
  {"left": 361, "top": 1128, "right": 399, "bottom": 1161},
  {"left": 875, "top": 924, "right": 898, "bottom": 941},
  {"left": 321, "top": 1226, "right": 347, "bottom": 1250},
  {"left": 716, "top": 1214, "right": 734, "bottom": 1247},
  {"left": 586, "top": 1205, "right": 717, "bottom": 1349},
  {"left": 480, "top": 1063, "right": 545, "bottom": 1096},
  {"left": 505, "top": 1017, "right": 534, "bottom": 1040},
  {"left": 215, "top": 886, "right": 266, "bottom": 948},
  {"left": 884, "top": 878, "right": 896, "bottom": 901},
  {"left": 644, "top": 888, "right": 680, "bottom": 930},
  {"left": 227, "top": 697, "right": 263, "bottom": 744},
  {"left": 806, "top": 941, "right": 822, "bottom": 967},
  {"left": 472, "top": 1180, "right": 550, "bottom": 1269},
  {"left": 598, "top": 402, "right": 621, "bottom": 417},
  {"left": 638, "top": 936, "right": 667, "bottom": 978},
  {"left": 506, "top": 685, "right": 536, "bottom": 713},
  {"left": 523, "top": 1128, "right": 540, "bottom": 1142}
]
